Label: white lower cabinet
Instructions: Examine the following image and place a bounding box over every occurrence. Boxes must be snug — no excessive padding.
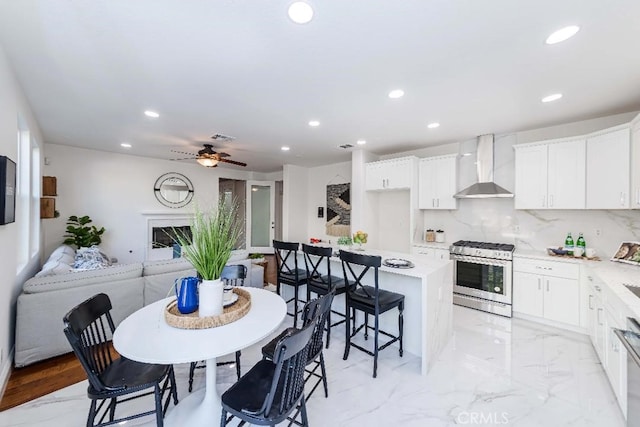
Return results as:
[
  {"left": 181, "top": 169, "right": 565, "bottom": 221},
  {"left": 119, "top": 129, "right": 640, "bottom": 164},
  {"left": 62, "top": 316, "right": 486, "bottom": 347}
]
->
[
  {"left": 584, "top": 271, "right": 628, "bottom": 418},
  {"left": 411, "top": 246, "right": 449, "bottom": 261},
  {"left": 512, "top": 258, "right": 580, "bottom": 326}
]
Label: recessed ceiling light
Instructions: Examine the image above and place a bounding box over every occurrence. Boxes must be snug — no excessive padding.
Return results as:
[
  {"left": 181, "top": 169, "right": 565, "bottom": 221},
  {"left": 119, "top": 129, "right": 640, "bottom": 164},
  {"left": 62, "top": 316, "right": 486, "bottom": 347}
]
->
[
  {"left": 308, "top": 120, "right": 320, "bottom": 127},
  {"left": 288, "top": 2, "right": 314, "bottom": 24},
  {"left": 356, "top": 140, "right": 367, "bottom": 145},
  {"left": 545, "top": 26, "right": 580, "bottom": 45},
  {"left": 541, "top": 93, "right": 563, "bottom": 103},
  {"left": 120, "top": 143, "right": 132, "bottom": 148},
  {"left": 144, "top": 110, "right": 159, "bottom": 118},
  {"left": 281, "top": 146, "right": 290, "bottom": 151},
  {"left": 388, "top": 89, "right": 404, "bottom": 99},
  {"left": 427, "top": 122, "right": 440, "bottom": 129}
]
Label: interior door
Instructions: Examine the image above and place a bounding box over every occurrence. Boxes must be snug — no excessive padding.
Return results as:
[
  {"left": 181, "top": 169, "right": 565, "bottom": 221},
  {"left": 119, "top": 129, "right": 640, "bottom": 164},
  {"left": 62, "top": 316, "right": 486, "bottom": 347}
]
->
[{"left": 246, "top": 181, "right": 275, "bottom": 253}]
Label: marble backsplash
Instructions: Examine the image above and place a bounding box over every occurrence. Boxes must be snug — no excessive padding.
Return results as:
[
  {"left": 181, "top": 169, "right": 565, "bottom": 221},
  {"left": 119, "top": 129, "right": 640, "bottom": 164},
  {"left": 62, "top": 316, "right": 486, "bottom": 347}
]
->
[{"left": 420, "top": 198, "right": 640, "bottom": 258}]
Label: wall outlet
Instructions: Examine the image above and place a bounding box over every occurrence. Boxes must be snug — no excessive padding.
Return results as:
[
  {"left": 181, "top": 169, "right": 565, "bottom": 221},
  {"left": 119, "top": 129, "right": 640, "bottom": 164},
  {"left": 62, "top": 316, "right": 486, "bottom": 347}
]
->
[{"left": 595, "top": 229, "right": 601, "bottom": 236}]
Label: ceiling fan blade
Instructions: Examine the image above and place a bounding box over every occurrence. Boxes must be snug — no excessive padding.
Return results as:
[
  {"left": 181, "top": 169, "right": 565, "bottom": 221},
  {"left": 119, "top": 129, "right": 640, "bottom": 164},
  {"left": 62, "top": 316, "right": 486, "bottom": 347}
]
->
[
  {"left": 217, "top": 152, "right": 230, "bottom": 158},
  {"left": 169, "top": 157, "right": 197, "bottom": 161},
  {"left": 170, "top": 149, "right": 196, "bottom": 156},
  {"left": 218, "top": 158, "right": 247, "bottom": 167}
]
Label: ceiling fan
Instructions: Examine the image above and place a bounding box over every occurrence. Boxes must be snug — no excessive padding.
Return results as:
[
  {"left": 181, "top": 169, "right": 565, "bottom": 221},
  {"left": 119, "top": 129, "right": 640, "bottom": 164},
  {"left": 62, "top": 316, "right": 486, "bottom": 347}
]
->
[{"left": 170, "top": 144, "right": 247, "bottom": 168}]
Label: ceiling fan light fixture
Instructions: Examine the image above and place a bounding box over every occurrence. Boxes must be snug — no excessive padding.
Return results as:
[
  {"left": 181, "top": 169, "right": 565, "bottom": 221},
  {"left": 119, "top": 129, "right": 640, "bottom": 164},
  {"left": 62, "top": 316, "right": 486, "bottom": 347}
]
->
[{"left": 197, "top": 158, "right": 219, "bottom": 167}]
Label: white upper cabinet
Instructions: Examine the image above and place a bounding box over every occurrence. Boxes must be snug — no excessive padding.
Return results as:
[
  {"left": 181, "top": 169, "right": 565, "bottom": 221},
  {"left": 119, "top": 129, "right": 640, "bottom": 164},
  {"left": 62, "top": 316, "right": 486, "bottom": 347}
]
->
[
  {"left": 547, "top": 139, "right": 586, "bottom": 209},
  {"left": 365, "top": 157, "right": 417, "bottom": 191},
  {"left": 586, "top": 128, "right": 630, "bottom": 209},
  {"left": 418, "top": 155, "right": 458, "bottom": 209},
  {"left": 514, "top": 139, "right": 585, "bottom": 209},
  {"left": 629, "top": 116, "right": 640, "bottom": 208},
  {"left": 514, "top": 144, "right": 548, "bottom": 209}
]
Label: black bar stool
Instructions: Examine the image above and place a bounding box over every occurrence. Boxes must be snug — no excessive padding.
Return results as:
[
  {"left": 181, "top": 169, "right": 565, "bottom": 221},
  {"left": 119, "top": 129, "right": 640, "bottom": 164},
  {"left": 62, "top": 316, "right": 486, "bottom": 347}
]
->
[
  {"left": 273, "top": 240, "right": 308, "bottom": 327},
  {"left": 302, "top": 243, "right": 348, "bottom": 348},
  {"left": 340, "top": 250, "right": 405, "bottom": 378}
]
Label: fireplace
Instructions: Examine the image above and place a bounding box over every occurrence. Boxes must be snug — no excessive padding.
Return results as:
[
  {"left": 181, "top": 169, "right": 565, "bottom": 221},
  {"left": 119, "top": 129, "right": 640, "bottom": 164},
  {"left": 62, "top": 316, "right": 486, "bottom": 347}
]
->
[
  {"left": 152, "top": 225, "right": 192, "bottom": 249},
  {"left": 143, "top": 213, "right": 193, "bottom": 260}
]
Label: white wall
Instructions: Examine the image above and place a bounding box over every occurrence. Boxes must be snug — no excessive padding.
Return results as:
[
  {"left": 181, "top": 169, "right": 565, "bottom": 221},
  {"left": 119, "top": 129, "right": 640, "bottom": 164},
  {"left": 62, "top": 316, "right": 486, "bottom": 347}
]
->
[
  {"left": 0, "top": 42, "right": 44, "bottom": 387},
  {"left": 282, "top": 164, "right": 309, "bottom": 243},
  {"left": 306, "top": 161, "right": 352, "bottom": 243},
  {"left": 42, "top": 144, "right": 271, "bottom": 264}
]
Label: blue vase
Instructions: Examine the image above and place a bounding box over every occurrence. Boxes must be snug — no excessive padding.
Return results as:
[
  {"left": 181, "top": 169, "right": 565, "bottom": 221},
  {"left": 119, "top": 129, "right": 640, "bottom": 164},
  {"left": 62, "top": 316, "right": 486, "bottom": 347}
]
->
[{"left": 174, "top": 276, "right": 199, "bottom": 314}]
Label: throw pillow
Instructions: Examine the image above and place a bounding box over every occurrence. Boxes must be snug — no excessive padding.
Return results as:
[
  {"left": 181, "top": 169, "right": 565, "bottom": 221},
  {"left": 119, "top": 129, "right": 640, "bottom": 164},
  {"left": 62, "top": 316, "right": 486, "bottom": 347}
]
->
[{"left": 73, "top": 246, "right": 112, "bottom": 271}]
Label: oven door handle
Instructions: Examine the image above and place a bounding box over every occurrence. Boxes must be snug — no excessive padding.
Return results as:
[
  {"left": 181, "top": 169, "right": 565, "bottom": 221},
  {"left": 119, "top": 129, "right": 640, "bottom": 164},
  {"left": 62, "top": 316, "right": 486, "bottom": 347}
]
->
[
  {"left": 614, "top": 328, "right": 640, "bottom": 367},
  {"left": 451, "top": 255, "right": 509, "bottom": 267}
]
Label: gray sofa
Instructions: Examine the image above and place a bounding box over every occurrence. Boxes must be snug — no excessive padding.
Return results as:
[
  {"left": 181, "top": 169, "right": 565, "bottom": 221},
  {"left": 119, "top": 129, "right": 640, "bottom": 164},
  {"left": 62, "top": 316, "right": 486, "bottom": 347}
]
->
[{"left": 14, "top": 251, "right": 263, "bottom": 367}]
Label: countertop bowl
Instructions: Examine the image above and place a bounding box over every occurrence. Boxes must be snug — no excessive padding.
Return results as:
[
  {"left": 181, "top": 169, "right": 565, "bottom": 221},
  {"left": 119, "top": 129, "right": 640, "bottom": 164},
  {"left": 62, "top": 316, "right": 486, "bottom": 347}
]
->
[{"left": 547, "top": 247, "right": 569, "bottom": 256}]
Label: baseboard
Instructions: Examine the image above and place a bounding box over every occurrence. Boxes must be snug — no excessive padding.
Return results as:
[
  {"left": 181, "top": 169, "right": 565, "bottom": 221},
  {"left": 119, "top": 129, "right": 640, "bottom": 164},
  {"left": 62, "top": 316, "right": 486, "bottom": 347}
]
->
[
  {"left": 513, "top": 312, "right": 588, "bottom": 335},
  {"left": 0, "top": 346, "right": 14, "bottom": 403}
]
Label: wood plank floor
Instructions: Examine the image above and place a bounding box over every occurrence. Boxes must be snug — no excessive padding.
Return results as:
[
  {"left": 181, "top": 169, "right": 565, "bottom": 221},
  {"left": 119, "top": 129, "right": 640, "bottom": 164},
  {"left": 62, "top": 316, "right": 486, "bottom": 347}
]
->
[{"left": 0, "top": 255, "right": 279, "bottom": 411}]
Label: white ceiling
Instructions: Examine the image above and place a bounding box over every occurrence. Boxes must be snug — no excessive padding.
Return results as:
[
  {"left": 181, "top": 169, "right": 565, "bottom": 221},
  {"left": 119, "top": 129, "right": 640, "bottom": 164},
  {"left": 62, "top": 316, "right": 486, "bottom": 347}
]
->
[{"left": 1, "top": 0, "right": 639, "bottom": 173}]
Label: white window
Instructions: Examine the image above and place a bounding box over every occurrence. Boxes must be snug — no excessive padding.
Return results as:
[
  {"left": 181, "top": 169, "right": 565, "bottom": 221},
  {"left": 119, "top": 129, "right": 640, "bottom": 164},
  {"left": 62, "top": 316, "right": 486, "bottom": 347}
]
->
[{"left": 16, "top": 116, "right": 41, "bottom": 272}]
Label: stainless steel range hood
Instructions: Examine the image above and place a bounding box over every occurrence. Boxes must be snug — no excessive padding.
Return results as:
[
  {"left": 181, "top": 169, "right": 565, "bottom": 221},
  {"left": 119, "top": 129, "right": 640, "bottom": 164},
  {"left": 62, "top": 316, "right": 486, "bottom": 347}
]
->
[{"left": 454, "top": 134, "right": 514, "bottom": 199}]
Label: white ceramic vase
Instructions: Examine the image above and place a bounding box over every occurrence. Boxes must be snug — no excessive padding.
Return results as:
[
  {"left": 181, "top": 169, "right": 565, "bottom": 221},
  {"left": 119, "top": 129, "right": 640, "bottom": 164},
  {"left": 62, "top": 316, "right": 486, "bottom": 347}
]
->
[{"left": 199, "top": 278, "right": 224, "bottom": 317}]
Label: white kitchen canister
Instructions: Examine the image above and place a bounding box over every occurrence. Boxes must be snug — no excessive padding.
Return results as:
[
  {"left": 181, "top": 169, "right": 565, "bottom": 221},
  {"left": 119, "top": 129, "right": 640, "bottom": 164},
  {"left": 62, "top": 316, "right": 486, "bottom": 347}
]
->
[
  {"left": 435, "top": 230, "right": 445, "bottom": 243},
  {"left": 199, "top": 279, "right": 224, "bottom": 317}
]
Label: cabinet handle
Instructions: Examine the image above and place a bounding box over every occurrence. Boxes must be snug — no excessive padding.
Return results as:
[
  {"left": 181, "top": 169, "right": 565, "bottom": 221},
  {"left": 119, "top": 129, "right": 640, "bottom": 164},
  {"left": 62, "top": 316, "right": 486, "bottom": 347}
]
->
[
  {"left": 597, "top": 308, "right": 603, "bottom": 326},
  {"left": 588, "top": 294, "right": 593, "bottom": 310},
  {"left": 594, "top": 285, "right": 601, "bottom": 292},
  {"left": 542, "top": 196, "right": 546, "bottom": 208},
  {"left": 587, "top": 276, "right": 593, "bottom": 282},
  {"left": 436, "top": 198, "right": 440, "bottom": 208},
  {"left": 549, "top": 195, "right": 554, "bottom": 207},
  {"left": 621, "top": 192, "right": 625, "bottom": 206},
  {"left": 432, "top": 199, "right": 435, "bottom": 208},
  {"left": 546, "top": 280, "right": 549, "bottom": 292},
  {"left": 538, "top": 278, "right": 541, "bottom": 290},
  {"left": 636, "top": 188, "right": 640, "bottom": 206}
]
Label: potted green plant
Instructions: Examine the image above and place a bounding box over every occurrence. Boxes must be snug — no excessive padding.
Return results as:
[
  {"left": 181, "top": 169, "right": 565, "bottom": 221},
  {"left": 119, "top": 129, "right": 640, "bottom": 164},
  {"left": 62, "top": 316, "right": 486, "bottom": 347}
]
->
[
  {"left": 249, "top": 253, "right": 265, "bottom": 264},
  {"left": 337, "top": 236, "right": 353, "bottom": 252},
  {"left": 63, "top": 215, "right": 105, "bottom": 249},
  {"left": 173, "top": 200, "right": 242, "bottom": 317}
]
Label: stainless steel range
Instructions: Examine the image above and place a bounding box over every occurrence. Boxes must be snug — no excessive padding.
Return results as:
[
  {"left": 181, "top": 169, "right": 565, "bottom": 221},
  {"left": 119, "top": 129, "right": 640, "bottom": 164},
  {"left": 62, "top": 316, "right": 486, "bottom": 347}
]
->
[{"left": 450, "top": 240, "right": 515, "bottom": 317}]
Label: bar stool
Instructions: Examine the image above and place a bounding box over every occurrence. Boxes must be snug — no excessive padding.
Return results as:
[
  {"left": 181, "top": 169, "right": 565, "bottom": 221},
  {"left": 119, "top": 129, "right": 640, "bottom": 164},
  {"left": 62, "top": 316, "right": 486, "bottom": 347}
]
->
[
  {"left": 340, "top": 250, "right": 405, "bottom": 378},
  {"left": 273, "top": 240, "right": 308, "bottom": 328},
  {"left": 302, "top": 243, "right": 348, "bottom": 348}
]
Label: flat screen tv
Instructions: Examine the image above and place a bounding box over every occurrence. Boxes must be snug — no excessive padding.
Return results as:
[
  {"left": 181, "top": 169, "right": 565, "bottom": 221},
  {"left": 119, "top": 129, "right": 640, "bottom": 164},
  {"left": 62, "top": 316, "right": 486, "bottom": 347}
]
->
[{"left": 0, "top": 156, "right": 16, "bottom": 225}]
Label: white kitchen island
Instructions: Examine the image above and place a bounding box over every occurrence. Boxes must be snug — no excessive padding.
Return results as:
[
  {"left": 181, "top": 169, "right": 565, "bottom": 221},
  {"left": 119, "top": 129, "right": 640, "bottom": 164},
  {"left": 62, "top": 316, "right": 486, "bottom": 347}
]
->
[{"left": 287, "top": 248, "right": 453, "bottom": 375}]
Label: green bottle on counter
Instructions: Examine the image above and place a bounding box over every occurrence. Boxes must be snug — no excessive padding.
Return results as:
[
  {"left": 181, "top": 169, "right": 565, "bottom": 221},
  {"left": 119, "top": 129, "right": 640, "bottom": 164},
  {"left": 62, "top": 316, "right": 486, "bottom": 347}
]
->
[
  {"left": 577, "top": 233, "right": 586, "bottom": 256},
  {"left": 564, "top": 232, "right": 574, "bottom": 256}
]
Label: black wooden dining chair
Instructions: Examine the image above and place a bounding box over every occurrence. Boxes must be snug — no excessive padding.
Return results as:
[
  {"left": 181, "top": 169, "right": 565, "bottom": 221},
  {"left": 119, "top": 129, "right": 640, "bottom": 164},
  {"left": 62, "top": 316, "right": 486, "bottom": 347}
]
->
[
  {"left": 63, "top": 293, "right": 178, "bottom": 427},
  {"left": 302, "top": 243, "right": 349, "bottom": 348},
  {"left": 188, "top": 264, "right": 247, "bottom": 391},
  {"left": 261, "top": 291, "right": 334, "bottom": 400},
  {"left": 340, "top": 250, "right": 405, "bottom": 378},
  {"left": 220, "top": 308, "right": 318, "bottom": 427},
  {"left": 273, "top": 240, "right": 308, "bottom": 327}
]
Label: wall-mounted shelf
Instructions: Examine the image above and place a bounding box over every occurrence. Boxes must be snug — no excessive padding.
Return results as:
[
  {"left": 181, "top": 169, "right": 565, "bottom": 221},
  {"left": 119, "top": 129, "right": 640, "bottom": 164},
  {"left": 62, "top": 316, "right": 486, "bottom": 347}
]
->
[
  {"left": 42, "top": 176, "right": 57, "bottom": 196},
  {"left": 40, "top": 197, "right": 55, "bottom": 218}
]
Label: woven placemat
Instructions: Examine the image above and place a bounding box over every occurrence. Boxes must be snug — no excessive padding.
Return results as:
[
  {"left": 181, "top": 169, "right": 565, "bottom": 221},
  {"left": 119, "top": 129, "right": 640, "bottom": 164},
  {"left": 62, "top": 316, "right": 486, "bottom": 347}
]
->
[{"left": 165, "top": 287, "right": 251, "bottom": 329}]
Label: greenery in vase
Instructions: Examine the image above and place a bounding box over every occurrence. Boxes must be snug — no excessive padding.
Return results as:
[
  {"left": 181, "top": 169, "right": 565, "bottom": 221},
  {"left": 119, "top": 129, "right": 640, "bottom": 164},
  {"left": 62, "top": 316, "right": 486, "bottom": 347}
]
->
[
  {"left": 249, "top": 253, "right": 265, "bottom": 259},
  {"left": 63, "top": 215, "right": 105, "bottom": 248},
  {"left": 337, "top": 236, "right": 353, "bottom": 246},
  {"left": 173, "top": 200, "right": 243, "bottom": 281}
]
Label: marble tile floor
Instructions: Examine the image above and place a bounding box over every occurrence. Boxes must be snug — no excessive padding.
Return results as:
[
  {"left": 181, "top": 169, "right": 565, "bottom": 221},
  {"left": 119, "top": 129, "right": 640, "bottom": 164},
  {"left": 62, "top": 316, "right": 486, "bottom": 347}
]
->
[{"left": 0, "top": 305, "right": 625, "bottom": 427}]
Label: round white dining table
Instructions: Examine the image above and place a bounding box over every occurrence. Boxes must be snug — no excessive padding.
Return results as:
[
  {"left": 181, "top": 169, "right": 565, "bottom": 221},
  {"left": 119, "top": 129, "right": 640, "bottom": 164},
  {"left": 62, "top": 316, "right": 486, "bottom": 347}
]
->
[{"left": 113, "top": 287, "right": 287, "bottom": 427}]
